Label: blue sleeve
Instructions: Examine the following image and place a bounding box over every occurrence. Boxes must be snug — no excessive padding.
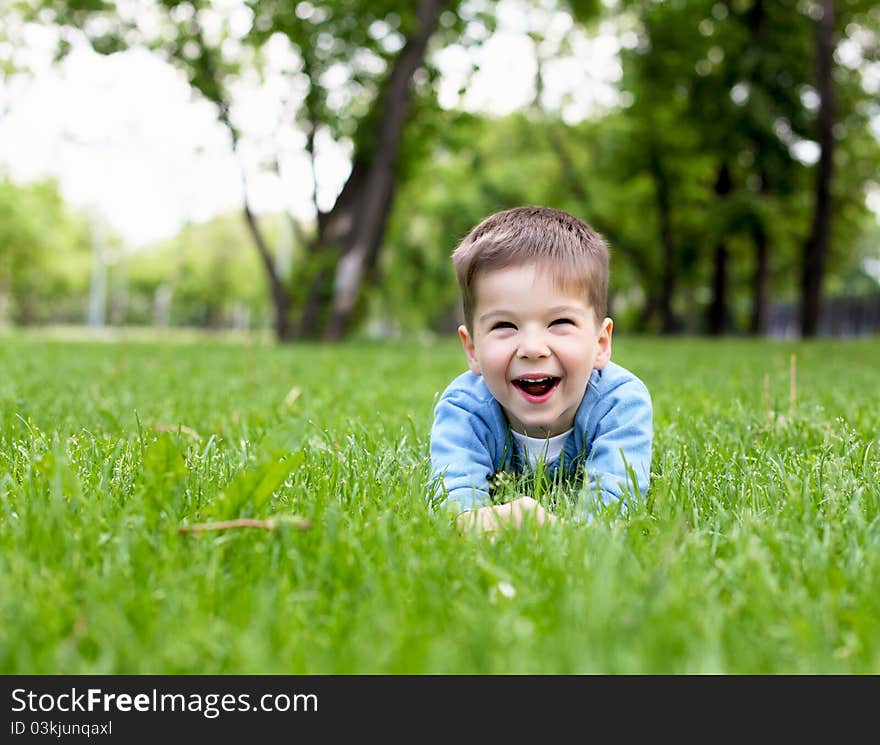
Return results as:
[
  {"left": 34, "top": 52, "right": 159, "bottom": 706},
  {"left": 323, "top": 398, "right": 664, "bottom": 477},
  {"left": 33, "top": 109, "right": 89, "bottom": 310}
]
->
[
  {"left": 428, "top": 394, "right": 496, "bottom": 515},
  {"left": 582, "top": 377, "right": 653, "bottom": 509}
]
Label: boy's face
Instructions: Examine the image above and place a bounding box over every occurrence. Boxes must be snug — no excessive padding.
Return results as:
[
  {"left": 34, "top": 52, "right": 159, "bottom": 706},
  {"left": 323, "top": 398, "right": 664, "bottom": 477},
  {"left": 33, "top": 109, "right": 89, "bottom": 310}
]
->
[{"left": 458, "top": 262, "right": 612, "bottom": 438}]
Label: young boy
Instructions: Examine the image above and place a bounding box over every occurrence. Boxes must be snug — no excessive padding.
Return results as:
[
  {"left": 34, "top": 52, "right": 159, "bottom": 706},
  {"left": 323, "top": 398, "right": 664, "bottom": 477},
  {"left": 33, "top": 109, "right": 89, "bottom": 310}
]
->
[{"left": 429, "top": 206, "right": 652, "bottom": 531}]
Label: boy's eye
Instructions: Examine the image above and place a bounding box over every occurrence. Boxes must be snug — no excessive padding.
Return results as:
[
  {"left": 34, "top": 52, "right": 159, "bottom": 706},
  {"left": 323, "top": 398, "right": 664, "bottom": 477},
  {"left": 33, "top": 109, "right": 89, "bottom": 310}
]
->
[
  {"left": 491, "top": 321, "right": 516, "bottom": 331},
  {"left": 550, "top": 318, "right": 574, "bottom": 326}
]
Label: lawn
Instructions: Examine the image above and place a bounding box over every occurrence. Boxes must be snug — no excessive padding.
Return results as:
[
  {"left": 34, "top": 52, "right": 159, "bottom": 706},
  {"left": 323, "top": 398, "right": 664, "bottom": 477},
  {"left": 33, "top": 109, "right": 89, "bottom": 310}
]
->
[{"left": 1, "top": 333, "right": 878, "bottom": 673}]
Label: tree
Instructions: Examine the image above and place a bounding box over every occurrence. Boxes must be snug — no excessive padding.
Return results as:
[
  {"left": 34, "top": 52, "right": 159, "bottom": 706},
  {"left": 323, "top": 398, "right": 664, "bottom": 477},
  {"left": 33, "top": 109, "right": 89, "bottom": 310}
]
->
[
  {"left": 609, "top": 0, "right": 878, "bottom": 336},
  {"left": 31, "top": 0, "right": 488, "bottom": 340},
  {"left": 292, "top": 0, "right": 453, "bottom": 340},
  {"left": 0, "top": 178, "right": 92, "bottom": 325}
]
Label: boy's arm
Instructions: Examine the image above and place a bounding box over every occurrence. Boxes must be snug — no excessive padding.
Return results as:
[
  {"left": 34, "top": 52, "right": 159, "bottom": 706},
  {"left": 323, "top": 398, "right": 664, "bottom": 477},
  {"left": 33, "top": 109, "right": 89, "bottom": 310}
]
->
[
  {"left": 581, "top": 377, "right": 653, "bottom": 510},
  {"left": 429, "top": 394, "right": 496, "bottom": 517}
]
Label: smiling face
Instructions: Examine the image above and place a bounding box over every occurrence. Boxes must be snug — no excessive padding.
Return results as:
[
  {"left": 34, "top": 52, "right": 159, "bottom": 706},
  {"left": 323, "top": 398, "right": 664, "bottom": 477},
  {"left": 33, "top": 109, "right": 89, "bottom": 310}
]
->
[{"left": 458, "top": 262, "right": 613, "bottom": 437}]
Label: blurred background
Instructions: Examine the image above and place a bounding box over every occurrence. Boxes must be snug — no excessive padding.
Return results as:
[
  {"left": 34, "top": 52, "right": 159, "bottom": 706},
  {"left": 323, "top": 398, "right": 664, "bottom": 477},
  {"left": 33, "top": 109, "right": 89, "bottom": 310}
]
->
[{"left": 0, "top": 0, "right": 878, "bottom": 341}]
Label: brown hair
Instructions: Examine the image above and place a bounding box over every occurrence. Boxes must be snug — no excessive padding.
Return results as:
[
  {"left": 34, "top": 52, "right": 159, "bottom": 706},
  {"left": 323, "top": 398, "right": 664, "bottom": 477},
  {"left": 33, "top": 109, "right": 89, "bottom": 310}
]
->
[{"left": 452, "top": 206, "right": 609, "bottom": 330}]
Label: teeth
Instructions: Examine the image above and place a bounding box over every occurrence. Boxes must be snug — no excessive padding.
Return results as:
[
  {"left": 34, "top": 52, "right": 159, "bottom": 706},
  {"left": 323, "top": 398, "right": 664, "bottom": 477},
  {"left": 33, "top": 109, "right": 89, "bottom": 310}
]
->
[{"left": 518, "top": 377, "right": 554, "bottom": 383}]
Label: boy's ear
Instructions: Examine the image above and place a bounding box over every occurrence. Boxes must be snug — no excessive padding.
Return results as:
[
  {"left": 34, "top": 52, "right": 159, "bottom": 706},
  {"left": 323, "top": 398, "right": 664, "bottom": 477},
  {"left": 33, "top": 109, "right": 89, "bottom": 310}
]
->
[
  {"left": 458, "top": 324, "right": 481, "bottom": 375},
  {"left": 593, "top": 317, "right": 613, "bottom": 370}
]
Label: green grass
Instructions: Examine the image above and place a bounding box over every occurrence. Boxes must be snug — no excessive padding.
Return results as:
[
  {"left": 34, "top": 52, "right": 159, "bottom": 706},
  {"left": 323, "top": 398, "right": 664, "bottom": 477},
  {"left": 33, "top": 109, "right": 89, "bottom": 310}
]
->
[{"left": 1, "top": 333, "right": 878, "bottom": 673}]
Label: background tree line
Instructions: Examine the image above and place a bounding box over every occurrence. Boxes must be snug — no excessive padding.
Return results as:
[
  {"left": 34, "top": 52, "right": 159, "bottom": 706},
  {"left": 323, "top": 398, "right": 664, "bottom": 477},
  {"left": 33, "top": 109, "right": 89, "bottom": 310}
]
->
[{"left": 2, "top": 0, "right": 879, "bottom": 338}]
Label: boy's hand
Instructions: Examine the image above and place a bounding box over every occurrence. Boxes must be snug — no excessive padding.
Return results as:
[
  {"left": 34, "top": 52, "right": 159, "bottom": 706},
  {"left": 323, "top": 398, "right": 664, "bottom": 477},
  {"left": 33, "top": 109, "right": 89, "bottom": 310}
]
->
[{"left": 456, "top": 496, "right": 558, "bottom": 533}]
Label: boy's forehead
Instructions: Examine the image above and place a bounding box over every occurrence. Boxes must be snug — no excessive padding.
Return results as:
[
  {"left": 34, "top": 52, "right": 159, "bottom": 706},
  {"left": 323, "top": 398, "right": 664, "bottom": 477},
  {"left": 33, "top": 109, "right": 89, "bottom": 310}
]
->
[{"left": 473, "top": 261, "right": 586, "bottom": 297}]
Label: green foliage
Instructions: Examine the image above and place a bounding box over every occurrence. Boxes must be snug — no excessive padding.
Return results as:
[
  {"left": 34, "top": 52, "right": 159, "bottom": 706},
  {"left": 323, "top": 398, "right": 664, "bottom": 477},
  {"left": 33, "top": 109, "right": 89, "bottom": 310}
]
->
[
  {"left": 207, "top": 433, "right": 305, "bottom": 520},
  {"left": 0, "top": 335, "right": 878, "bottom": 673},
  {"left": 0, "top": 178, "right": 92, "bottom": 325},
  {"left": 9, "top": 0, "right": 880, "bottom": 337},
  {"left": 612, "top": 0, "right": 880, "bottom": 328},
  {"left": 123, "top": 212, "right": 275, "bottom": 327}
]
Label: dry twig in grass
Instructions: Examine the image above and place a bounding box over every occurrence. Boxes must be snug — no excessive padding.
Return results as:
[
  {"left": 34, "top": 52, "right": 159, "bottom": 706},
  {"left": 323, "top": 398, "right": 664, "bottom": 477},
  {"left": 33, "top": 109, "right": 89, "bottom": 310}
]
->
[
  {"left": 179, "top": 515, "right": 311, "bottom": 535},
  {"left": 154, "top": 423, "right": 203, "bottom": 441}
]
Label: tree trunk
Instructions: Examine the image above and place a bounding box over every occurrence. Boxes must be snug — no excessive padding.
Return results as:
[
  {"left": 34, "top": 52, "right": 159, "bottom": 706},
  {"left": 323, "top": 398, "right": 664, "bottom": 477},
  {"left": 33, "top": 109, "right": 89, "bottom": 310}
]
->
[
  {"left": 294, "top": 159, "right": 368, "bottom": 338},
  {"left": 747, "top": 0, "right": 770, "bottom": 336},
  {"left": 242, "top": 201, "right": 290, "bottom": 340},
  {"left": 749, "top": 205, "right": 769, "bottom": 335},
  {"left": 707, "top": 161, "right": 732, "bottom": 336},
  {"left": 800, "top": 0, "right": 835, "bottom": 338},
  {"left": 213, "top": 76, "right": 290, "bottom": 339},
  {"left": 299, "top": 0, "right": 448, "bottom": 341},
  {"left": 87, "top": 221, "right": 107, "bottom": 329},
  {"left": 648, "top": 147, "right": 678, "bottom": 334}
]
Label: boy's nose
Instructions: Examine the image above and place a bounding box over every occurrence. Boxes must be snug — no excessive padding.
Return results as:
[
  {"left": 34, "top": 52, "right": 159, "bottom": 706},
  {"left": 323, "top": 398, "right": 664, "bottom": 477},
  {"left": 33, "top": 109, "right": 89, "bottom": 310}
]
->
[{"left": 516, "top": 330, "right": 550, "bottom": 359}]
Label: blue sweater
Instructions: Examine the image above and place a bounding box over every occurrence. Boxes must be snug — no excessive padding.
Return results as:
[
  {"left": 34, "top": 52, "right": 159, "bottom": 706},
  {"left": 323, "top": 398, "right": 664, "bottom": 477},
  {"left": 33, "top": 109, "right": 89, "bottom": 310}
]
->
[{"left": 429, "top": 361, "right": 652, "bottom": 516}]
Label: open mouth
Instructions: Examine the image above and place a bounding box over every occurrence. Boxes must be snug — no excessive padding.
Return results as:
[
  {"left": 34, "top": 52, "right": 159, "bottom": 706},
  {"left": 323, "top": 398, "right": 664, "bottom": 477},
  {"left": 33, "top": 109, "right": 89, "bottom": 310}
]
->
[{"left": 512, "top": 375, "right": 560, "bottom": 401}]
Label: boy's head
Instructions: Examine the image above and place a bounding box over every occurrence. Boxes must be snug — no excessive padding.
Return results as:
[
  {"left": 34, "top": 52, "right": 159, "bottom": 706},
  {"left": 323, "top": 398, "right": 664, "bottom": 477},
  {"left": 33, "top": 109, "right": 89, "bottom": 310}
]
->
[
  {"left": 452, "top": 205, "right": 609, "bottom": 332},
  {"left": 452, "top": 206, "right": 613, "bottom": 437}
]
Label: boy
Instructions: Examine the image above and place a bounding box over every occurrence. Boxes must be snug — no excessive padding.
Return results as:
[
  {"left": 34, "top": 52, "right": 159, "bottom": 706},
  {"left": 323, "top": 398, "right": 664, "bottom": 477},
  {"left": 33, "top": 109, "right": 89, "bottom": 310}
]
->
[{"left": 429, "top": 206, "right": 652, "bottom": 531}]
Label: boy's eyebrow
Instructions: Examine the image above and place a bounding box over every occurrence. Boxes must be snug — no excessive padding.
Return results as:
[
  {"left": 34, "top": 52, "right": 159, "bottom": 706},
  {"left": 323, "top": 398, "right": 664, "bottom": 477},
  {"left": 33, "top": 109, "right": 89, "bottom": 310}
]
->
[{"left": 547, "top": 305, "right": 587, "bottom": 316}]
